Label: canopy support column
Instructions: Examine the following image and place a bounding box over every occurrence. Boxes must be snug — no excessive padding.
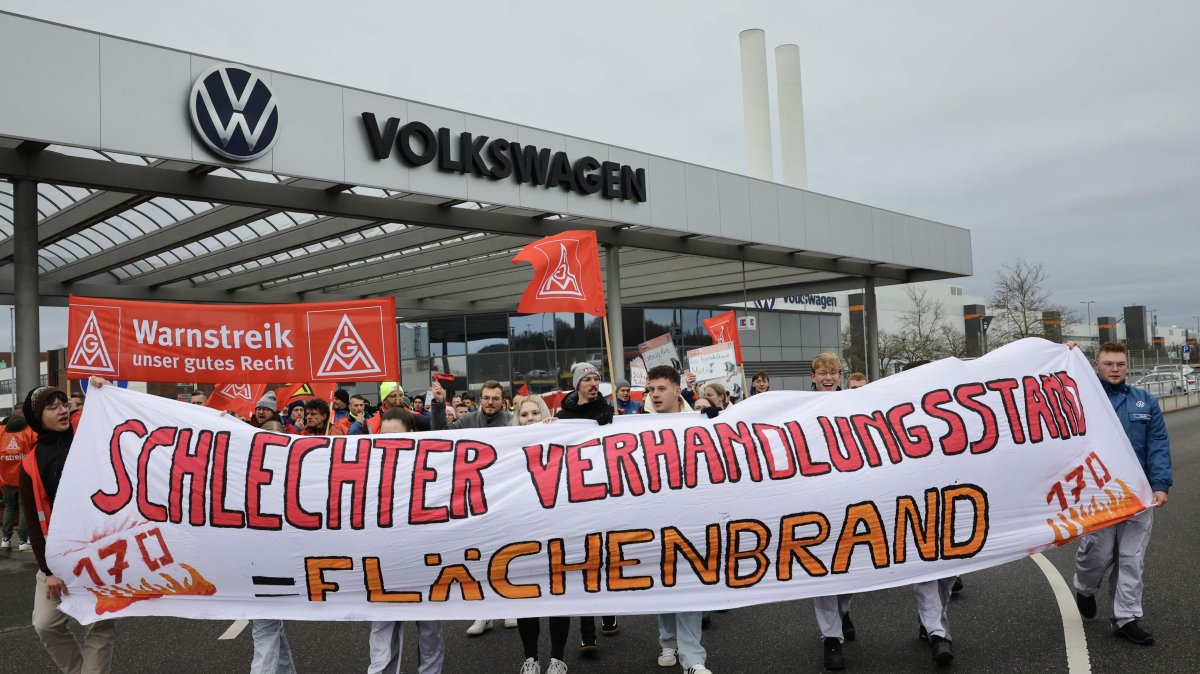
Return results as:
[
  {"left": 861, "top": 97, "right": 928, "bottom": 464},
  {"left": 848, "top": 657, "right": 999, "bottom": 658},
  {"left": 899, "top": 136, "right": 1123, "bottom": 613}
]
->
[
  {"left": 13, "top": 178, "right": 41, "bottom": 397},
  {"left": 864, "top": 275, "right": 879, "bottom": 381},
  {"left": 605, "top": 245, "right": 625, "bottom": 384}
]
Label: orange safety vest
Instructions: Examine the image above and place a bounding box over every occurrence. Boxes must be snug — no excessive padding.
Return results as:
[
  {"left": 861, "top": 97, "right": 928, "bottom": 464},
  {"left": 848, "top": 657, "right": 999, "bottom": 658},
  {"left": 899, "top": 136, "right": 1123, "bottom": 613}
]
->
[{"left": 20, "top": 451, "right": 52, "bottom": 536}]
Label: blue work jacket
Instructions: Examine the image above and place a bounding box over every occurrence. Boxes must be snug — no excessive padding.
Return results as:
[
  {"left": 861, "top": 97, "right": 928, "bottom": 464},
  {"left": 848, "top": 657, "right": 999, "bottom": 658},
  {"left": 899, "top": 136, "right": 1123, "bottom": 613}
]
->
[{"left": 1102, "top": 378, "right": 1172, "bottom": 493}]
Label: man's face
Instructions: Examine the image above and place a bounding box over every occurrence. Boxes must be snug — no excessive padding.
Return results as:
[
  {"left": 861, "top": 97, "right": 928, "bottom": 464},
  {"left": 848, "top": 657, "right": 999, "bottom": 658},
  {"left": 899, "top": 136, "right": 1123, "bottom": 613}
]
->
[
  {"left": 811, "top": 367, "right": 841, "bottom": 392},
  {"left": 332, "top": 398, "right": 347, "bottom": 411},
  {"left": 412, "top": 398, "right": 425, "bottom": 412},
  {"left": 847, "top": 379, "right": 866, "bottom": 390},
  {"left": 752, "top": 376, "right": 770, "bottom": 393},
  {"left": 646, "top": 378, "right": 681, "bottom": 413},
  {"left": 290, "top": 406, "right": 305, "bottom": 422},
  {"left": 384, "top": 390, "right": 401, "bottom": 408},
  {"left": 305, "top": 408, "right": 328, "bottom": 430},
  {"left": 616, "top": 386, "right": 631, "bottom": 401},
  {"left": 1095, "top": 351, "right": 1128, "bottom": 385},
  {"left": 578, "top": 373, "right": 601, "bottom": 402},
  {"left": 255, "top": 407, "right": 274, "bottom": 422},
  {"left": 455, "top": 404, "right": 469, "bottom": 417},
  {"left": 349, "top": 398, "right": 365, "bottom": 417},
  {"left": 452, "top": 395, "right": 462, "bottom": 406},
  {"left": 479, "top": 387, "right": 504, "bottom": 416},
  {"left": 190, "top": 393, "right": 206, "bottom": 405},
  {"left": 68, "top": 396, "right": 84, "bottom": 412}
]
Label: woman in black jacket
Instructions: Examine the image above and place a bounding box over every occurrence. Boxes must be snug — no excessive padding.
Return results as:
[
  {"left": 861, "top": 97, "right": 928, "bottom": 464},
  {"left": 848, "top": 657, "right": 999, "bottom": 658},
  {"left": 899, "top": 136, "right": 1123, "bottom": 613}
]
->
[{"left": 19, "top": 382, "right": 117, "bottom": 673}]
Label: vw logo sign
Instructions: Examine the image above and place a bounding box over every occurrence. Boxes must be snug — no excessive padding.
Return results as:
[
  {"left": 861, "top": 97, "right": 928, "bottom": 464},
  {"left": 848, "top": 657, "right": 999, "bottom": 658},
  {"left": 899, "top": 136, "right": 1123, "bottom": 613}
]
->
[{"left": 189, "top": 64, "right": 280, "bottom": 161}]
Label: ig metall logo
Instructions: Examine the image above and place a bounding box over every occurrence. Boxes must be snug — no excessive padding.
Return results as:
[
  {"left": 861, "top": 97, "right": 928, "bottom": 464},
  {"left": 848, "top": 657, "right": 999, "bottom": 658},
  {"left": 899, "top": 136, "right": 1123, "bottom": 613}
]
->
[{"left": 189, "top": 64, "right": 280, "bottom": 161}]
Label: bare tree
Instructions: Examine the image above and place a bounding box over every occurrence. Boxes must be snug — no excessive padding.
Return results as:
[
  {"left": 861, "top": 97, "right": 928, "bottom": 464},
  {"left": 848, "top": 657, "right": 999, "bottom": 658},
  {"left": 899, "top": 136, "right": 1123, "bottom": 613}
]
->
[
  {"left": 895, "top": 287, "right": 953, "bottom": 362},
  {"left": 990, "top": 258, "right": 1053, "bottom": 344}
]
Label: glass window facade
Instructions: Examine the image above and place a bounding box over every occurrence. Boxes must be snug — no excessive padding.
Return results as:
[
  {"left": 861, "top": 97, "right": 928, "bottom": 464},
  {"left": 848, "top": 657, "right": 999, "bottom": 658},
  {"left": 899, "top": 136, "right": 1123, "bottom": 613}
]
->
[{"left": 397, "top": 307, "right": 841, "bottom": 398}]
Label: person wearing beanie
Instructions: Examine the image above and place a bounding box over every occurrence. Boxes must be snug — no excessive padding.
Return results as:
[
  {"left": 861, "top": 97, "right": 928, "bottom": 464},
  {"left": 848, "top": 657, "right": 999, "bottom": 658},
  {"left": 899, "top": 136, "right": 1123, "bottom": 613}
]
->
[
  {"left": 366, "top": 382, "right": 430, "bottom": 434},
  {"left": 557, "top": 363, "right": 613, "bottom": 425},
  {"left": 19, "top": 381, "right": 116, "bottom": 672},
  {"left": 250, "top": 391, "right": 279, "bottom": 429},
  {"left": 284, "top": 399, "right": 306, "bottom": 434},
  {"left": 331, "top": 388, "right": 351, "bottom": 425},
  {"left": 612, "top": 378, "right": 641, "bottom": 415}
]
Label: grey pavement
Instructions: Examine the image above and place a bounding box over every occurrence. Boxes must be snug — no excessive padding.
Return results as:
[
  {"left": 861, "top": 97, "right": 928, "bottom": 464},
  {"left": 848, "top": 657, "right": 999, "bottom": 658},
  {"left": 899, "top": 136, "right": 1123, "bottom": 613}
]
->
[{"left": 1, "top": 407, "right": 1197, "bottom": 673}]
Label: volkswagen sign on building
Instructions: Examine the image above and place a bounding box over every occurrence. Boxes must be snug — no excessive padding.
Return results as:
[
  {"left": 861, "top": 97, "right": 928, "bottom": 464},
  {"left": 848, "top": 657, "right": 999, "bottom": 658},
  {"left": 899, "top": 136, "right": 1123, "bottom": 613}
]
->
[{"left": 189, "top": 64, "right": 280, "bottom": 161}]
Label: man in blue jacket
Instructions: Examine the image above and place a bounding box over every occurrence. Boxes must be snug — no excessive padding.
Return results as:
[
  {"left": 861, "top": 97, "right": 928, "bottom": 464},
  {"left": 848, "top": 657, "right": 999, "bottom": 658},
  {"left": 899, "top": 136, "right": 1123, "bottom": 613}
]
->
[{"left": 1073, "top": 342, "right": 1172, "bottom": 645}]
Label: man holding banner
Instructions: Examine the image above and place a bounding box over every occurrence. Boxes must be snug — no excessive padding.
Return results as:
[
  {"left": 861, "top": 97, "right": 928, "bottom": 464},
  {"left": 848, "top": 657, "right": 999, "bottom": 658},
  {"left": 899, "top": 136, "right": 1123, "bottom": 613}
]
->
[
  {"left": 1072, "top": 342, "right": 1172, "bottom": 646},
  {"left": 644, "top": 365, "right": 712, "bottom": 674}
]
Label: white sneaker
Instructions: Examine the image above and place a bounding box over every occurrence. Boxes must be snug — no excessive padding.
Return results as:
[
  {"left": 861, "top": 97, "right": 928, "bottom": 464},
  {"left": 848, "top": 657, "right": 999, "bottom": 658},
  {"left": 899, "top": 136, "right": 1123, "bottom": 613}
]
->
[
  {"left": 466, "top": 619, "right": 493, "bottom": 636},
  {"left": 519, "top": 657, "right": 541, "bottom": 674},
  {"left": 18, "top": 540, "right": 31, "bottom": 552},
  {"left": 0, "top": 538, "right": 9, "bottom": 549},
  {"left": 504, "top": 618, "right": 519, "bottom": 628},
  {"left": 657, "top": 647, "right": 678, "bottom": 667},
  {"left": 685, "top": 667, "right": 713, "bottom": 674},
  {"left": 546, "top": 659, "right": 568, "bottom": 674}
]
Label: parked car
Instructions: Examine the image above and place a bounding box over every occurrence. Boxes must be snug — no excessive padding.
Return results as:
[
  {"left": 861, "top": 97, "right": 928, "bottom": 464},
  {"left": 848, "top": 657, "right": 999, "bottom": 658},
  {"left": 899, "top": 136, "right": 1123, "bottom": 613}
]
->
[{"left": 1133, "top": 372, "right": 1197, "bottom": 397}]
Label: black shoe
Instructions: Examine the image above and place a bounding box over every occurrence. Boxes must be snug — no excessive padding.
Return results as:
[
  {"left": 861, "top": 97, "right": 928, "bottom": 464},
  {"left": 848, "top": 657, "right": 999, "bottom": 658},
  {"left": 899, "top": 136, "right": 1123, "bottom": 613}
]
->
[
  {"left": 951, "top": 576, "right": 963, "bottom": 595},
  {"left": 701, "top": 613, "right": 712, "bottom": 629},
  {"left": 1114, "top": 620, "right": 1154, "bottom": 646},
  {"left": 823, "top": 637, "right": 845, "bottom": 671},
  {"left": 919, "top": 624, "right": 929, "bottom": 642},
  {"left": 580, "top": 640, "right": 600, "bottom": 658},
  {"left": 841, "top": 612, "right": 856, "bottom": 641},
  {"left": 600, "top": 619, "right": 620, "bottom": 637},
  {"left": 931, "top": 635, "right": 954, "bottom": 665},
  {"left": 1075, "top": 592, "right": 1096, "bottom": 619}
]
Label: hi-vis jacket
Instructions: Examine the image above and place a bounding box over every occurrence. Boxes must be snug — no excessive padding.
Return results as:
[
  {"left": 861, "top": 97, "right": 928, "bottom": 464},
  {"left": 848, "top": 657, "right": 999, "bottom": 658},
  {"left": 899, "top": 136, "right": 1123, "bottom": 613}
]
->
[
  {"left": 20, "top": 450, "right": 52, "bottom": 535},
  {"left": 1102, "top": 378, "right": 1173, "bottom": 493},
  {"left": 0, "top": 427, "right": 36, "bottom": 487}
]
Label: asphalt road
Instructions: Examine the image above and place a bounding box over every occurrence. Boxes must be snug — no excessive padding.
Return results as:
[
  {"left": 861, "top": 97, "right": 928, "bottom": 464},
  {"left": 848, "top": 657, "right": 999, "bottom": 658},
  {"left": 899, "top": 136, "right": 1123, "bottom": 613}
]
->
[{"left": 1, "top": 408, "right": 1197, "bottom": 673}]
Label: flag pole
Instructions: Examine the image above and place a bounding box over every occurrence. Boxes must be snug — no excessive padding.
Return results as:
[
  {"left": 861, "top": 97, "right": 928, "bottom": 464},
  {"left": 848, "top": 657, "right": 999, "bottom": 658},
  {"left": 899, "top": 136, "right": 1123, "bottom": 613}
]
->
[{"left": 602, "top": 315, "right": 618, "bottom": 413}]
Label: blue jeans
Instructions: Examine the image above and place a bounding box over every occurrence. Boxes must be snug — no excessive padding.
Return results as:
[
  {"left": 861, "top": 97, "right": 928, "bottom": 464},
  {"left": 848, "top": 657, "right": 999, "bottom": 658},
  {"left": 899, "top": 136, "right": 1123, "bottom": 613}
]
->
[{"left": 658, "top": 611, "right": 705, "bottom": 669}]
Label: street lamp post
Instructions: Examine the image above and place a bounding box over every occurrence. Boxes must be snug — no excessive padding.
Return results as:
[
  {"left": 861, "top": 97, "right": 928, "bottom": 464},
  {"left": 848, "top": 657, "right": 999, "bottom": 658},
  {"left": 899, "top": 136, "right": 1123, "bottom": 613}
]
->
[{"left": 1080, "top": 300, "right": 1095, "bottom": 350}]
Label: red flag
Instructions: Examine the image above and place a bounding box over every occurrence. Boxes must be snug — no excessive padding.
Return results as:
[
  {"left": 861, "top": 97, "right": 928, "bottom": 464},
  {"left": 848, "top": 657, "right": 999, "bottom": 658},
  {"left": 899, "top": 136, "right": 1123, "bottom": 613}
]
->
[
  {"left": 205, "top": 382, "right": 268, "bottom": 418},
  {"left": 512, "top": 231, "right": 606, "bottom": 316},
  {"left": 703, "top": 311, "right": 743, "bottom": 363},
  {"left": 517, "top": 382, "right": 530, "bottom": 396}
]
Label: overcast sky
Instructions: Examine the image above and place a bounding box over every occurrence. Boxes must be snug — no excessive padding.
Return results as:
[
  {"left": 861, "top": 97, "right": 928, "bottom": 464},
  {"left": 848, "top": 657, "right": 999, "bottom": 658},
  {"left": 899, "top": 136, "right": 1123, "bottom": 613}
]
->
[{"left": 2, "top": 0, "right": 1197, "bottom": 350}]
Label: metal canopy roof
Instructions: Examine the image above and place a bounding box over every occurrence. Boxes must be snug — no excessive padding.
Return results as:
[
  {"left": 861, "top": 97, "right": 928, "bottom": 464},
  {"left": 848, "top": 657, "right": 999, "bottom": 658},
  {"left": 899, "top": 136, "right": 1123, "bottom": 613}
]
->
[
  {"left": 0, "top": 142, "right": 966, "bottom": 320},
  {"left": 0, "top": 12, "right": 972, "bottom": 321}
]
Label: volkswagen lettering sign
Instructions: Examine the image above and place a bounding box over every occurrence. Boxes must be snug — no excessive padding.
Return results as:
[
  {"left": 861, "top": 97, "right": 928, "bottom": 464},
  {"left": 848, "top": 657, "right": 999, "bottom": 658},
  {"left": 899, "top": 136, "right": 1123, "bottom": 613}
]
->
[{"left": 189, "top": 64, "right": 280, "bottom": 161}]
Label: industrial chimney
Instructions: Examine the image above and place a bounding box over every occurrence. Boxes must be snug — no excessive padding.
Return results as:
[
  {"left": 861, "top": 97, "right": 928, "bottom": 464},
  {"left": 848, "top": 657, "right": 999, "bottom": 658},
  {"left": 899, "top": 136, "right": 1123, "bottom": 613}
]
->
[
  {"left": 774, "top": 44, "right": 808, "bottom": 189},
  {"left": 739, "top": 29, "right": 774, "bottom": 181}
]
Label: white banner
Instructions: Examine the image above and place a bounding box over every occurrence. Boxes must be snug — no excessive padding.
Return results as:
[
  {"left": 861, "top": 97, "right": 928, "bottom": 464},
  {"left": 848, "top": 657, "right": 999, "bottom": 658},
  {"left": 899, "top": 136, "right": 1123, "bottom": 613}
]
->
[
  {"left": 687, "top": 343, "right": 746, "bottom": 399},
  {"left": 48, "top": 339, "right": 1152, "bottom": 624}
]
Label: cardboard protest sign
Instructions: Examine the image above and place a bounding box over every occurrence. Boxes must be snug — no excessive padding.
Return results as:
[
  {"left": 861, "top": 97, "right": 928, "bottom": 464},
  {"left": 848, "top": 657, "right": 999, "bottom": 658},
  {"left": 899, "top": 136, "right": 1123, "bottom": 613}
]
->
[
  {"left": 629, "top": 357, "right": 648, "bottom": 388},
  {"left": 67, "top": 296, "right": 399, "bottom": 383},
  {"left": 687, "top": 343, "right": 746, "bottom": 399},
  {"left": 49, "top": 340, "right": 1150, "bottom": 624},
  {"left": 638, "top": 333, "right": 682, "bottom": 372}
]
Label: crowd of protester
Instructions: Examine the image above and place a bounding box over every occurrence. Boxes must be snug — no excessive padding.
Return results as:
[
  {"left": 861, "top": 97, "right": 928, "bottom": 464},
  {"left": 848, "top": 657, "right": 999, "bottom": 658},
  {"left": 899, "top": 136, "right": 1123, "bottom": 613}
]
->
[{"left": 1, "top": 342, "right": 1172, "bottom": 673}]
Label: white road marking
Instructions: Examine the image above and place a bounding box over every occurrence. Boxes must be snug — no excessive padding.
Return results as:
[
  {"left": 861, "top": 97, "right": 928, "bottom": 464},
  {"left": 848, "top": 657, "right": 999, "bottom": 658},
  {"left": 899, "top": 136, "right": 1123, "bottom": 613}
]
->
[
  {"left": 218, "top": 619, "right": 248, "bottom": 640},
  {"left": 1031, "top": 553, "right": 1091, "bottom": 674}
]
